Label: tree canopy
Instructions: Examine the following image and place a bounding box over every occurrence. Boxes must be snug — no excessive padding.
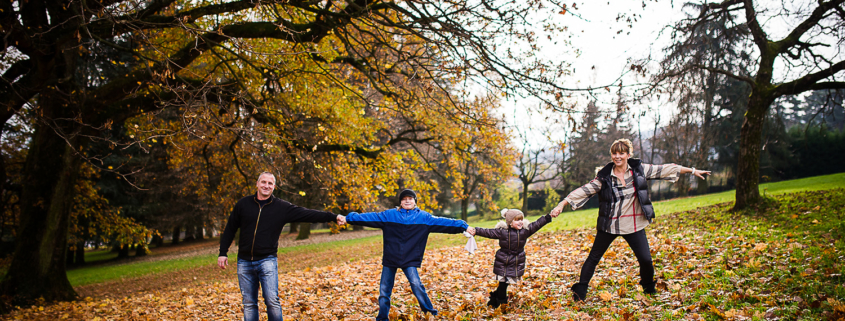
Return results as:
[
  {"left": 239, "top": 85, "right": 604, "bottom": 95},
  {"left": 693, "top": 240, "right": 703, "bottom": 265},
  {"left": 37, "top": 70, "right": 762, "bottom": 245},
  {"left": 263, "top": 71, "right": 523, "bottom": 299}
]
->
[
  {"left": 0, "top": 0, "right": 574, "bottom": 308},
  {"left": 651, "top": 0, "right": 845, "bottom": 209}
]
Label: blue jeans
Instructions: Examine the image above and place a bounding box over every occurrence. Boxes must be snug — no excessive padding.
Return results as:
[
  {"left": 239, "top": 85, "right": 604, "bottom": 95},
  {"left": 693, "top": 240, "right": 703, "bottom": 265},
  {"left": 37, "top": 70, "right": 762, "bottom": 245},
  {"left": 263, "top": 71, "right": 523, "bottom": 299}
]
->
[
  {"left": 237, "top": 256, "right": 283, "bottom": 321},
  {"left": 377, "top": 266, "right": 436, "bottom": 321}
]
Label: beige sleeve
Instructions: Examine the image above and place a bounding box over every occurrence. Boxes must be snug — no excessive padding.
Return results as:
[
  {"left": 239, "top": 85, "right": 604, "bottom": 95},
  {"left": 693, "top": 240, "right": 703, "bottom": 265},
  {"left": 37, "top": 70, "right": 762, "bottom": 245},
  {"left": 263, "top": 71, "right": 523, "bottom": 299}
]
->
[
  {"left": 563, "top": 179, "right": 603, "bottom": 210},
  {"left": 642, "top": 163, "right": 683, "bottom": 183}
]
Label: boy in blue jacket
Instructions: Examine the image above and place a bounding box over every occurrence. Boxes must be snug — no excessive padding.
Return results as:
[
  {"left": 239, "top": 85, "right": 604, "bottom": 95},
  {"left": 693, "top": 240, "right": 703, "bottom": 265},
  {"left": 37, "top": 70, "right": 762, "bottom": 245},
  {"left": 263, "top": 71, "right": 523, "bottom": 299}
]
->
[{"left": 346, "top": 189, "right": 470, "bottom": 320}]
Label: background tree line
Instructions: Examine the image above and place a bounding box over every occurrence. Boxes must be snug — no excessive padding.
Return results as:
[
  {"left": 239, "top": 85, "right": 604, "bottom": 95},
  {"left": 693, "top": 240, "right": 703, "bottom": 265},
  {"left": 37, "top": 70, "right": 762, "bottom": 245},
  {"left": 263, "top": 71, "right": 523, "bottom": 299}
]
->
[{"left": 1, "top": 0, "right": 843, "bottom": 312}]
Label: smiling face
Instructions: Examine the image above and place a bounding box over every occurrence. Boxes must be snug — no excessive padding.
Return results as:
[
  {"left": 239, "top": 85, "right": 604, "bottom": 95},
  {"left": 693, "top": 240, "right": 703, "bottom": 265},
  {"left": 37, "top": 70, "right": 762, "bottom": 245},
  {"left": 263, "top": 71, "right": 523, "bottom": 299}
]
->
[
  {"left": 609, "top": 139, "right": 633, "bottom": 169},
  {"left": 510, "top": 216, "right": 525, "bottom": 230},
  {"left": 400, "top": 196, "right": 416, "bottom": 210},
  {"left": 611, "top": 151, "right": 631, "bottom": 168},
  {"left": 255, "top": 173, "right": 276, "bottom": 200}
]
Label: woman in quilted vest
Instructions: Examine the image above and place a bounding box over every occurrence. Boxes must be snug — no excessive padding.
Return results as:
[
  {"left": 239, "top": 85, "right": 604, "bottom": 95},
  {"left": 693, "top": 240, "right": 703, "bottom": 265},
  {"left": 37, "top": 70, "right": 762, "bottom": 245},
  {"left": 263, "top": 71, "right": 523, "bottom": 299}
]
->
[
  {"left": 468, "top": 208, "right": 558, "bottom": 308},
  {"left": 550, "top": 138, "right": 711, "bottom": 301}
]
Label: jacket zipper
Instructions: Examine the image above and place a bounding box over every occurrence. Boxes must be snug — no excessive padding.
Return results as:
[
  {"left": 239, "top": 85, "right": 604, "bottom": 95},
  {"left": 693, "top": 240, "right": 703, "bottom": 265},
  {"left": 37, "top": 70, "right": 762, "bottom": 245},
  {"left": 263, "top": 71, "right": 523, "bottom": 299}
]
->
[
  {"left": 514, "top": 229, "right": 520, "bottom": 275},
  {"left": 507, "top": 230, "right": 513, "bottom": 277},
  {"left": 251, "top": 204, "right": 265, "bottom": 260}
]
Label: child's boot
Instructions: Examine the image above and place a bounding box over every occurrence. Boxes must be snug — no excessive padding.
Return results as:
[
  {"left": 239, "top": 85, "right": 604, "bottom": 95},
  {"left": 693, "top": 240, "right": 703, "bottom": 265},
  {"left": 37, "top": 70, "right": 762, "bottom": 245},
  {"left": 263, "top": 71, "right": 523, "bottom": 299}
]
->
[
  {"left": 496, "top": 290, "right": 508, "bottom": 306},
  {"left": 571, "top": 283, "right": 588, "bottom": 302},
  {"left": 641, "top": 280, "right": 657, "bottom": 294},
  {"left": 487, "top": 291, "right": 500, "bottom": 308}
]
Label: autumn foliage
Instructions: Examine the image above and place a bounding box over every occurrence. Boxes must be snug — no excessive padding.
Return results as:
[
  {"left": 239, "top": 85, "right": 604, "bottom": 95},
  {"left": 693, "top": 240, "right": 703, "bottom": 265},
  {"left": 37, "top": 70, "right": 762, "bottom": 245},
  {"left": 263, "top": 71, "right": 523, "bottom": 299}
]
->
[{"left": 5, "top": 189, "right": 845, "bottom": 320}]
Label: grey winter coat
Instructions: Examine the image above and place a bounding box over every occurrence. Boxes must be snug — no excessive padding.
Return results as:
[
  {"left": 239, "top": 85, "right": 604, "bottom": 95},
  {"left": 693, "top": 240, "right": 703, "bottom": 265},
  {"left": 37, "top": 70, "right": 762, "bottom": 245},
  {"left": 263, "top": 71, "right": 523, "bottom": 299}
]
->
[{"left": 474, "top": 214, "right": 553, "bottom": 278}]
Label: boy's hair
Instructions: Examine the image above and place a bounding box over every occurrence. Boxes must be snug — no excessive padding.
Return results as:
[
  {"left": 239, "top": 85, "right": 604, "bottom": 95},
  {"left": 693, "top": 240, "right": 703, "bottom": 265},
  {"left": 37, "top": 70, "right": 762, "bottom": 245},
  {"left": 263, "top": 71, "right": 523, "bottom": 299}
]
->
[
  {"left": 398, "top": 189, "right": 417, "bottom": 201},
  {"left": 610, "top": 138, "right": 634, "bottom": 156}
]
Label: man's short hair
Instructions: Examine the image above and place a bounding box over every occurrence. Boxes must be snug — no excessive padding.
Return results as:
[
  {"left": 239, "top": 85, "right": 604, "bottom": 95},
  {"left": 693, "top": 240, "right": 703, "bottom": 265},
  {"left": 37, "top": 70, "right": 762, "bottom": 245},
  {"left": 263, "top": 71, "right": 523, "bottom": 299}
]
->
[{"left": 257, "top": 172, "right": 275, "bottom": 183}]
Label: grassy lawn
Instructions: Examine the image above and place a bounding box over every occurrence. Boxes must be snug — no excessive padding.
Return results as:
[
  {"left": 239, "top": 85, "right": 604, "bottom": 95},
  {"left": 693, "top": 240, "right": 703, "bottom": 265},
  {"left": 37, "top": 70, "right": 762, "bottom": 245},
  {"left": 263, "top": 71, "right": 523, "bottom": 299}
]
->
[
  {"left": 521, "top": 172, "right": 845, "bottom": 233},
  {"left": 15, "top": 187, "right": 845, "bottom": 320},
  {"left": 82, "top": 248, "right": 119, "bottom": 263},
  {"left": 65, "top": 172, "right": 845, "bottom": 288},
  {"left": 67, "top": 234, "right": 384, "bottom": 287}
]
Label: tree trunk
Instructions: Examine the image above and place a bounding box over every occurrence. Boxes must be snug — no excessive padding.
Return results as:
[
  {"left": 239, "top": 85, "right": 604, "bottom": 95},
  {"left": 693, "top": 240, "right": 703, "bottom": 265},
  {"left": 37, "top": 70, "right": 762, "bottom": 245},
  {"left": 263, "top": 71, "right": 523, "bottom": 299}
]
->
[
  {"left": 171, "top": 226, "right": 181, "bottom": 245},
  {"left": 117, "top": 244, "right": 130, "bottom": 258},
  {"left": 677, "top": 175, "right": 689, "bottom": 197},
  {"left": 0, "top": 118, "right": 82, "bottom": 307},
  {"left": 296, "top": 222, "right": 311, "bottom": 240},
  {"left": 152, "top": 234, "right": 164, "bottom": 247},
  {"left": 135, "top": 243, "right": 148, "bottom": 257},
  {"left": 205, "top": 221, "right": 214, "bottom": 238},
  {"left": 195, "top": 224, "right": 204, "bottom": 240},
  {"left": 289, "top": 221, "right": 299, "bottom": 234},
  {"left": 66, "top": 247, "right": 75, "bottom": 266},
  {"left": 520, "top": 182, "right": 529, "bottom": 214},
  {"left": 734, "top": 91, "right": 774, "bottom": 210},
  {"left": 75, "top": 241, "right": 85, "bottom": 265},
  {"left": 461, "top": 198, "right": 469, "bottom": 221},
  {"left": 183, "top": 224, "right": 196, "bottom": 242}
]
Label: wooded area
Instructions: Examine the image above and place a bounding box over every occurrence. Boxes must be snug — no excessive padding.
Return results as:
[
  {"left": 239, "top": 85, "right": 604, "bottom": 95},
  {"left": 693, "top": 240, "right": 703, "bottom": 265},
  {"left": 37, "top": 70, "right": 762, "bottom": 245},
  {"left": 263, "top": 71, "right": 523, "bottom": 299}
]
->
[{"left": 1, "top": 0, "right": 843, "bottom": 312}]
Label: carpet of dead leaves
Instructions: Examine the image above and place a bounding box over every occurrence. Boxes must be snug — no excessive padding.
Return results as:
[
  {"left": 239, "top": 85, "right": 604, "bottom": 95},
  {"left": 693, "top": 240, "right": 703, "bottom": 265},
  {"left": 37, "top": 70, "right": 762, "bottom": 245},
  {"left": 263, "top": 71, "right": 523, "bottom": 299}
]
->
[{"left": 4, "top": 190, "right": 845, "bottom": 320}]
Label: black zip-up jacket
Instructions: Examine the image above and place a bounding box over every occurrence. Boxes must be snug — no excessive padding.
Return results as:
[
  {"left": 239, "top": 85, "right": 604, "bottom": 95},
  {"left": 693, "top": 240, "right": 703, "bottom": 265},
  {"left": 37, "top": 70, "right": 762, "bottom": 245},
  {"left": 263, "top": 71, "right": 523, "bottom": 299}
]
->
[
  {"left": 219, "top": 194, "right": 338, "bottom": 261},
  {"left": 595, "top": 158, "right": 656, "bottom": 233}
]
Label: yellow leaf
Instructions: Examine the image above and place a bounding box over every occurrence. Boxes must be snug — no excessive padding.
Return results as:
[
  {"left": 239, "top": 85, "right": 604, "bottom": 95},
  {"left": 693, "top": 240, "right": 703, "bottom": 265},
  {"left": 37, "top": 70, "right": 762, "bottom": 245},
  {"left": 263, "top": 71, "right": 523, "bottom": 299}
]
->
[{"left": 598, "top": 291, "right": 612, "bottom": 301}]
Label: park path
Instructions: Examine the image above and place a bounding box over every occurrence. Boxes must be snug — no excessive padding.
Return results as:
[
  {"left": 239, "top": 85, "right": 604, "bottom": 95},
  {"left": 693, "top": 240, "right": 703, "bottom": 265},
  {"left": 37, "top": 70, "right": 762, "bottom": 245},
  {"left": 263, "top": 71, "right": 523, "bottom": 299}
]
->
[
  {"left": 106, "top": 229, "right": 384, "bottom": 266},
  {"left": 75, "top": 229, "right": 383, "bottom": 299}
]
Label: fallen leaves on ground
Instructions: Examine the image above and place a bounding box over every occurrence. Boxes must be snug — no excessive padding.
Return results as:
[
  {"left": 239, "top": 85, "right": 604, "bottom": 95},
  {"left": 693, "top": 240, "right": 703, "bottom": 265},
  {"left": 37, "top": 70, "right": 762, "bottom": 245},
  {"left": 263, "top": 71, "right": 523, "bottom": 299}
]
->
[{"left": 5, "top": 190, "right": 845, "bottom": 320}]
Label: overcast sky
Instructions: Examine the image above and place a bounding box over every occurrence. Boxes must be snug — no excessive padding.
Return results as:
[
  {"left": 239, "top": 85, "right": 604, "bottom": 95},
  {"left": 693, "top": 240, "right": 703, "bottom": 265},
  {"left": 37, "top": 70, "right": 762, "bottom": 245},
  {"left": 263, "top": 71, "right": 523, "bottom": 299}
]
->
[{"left": 500, "top": 0, "right": 684, "bottom": 149}]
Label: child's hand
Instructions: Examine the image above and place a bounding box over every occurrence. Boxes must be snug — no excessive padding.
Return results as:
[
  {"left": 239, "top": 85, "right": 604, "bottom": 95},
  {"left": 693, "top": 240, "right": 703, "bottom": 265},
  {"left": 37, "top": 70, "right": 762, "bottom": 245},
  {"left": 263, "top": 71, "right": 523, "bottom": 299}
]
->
[
  {"left": 466, "top": 227, "right": 476, "bottom": 236},
  {"left": 550, "top": 200, "right": 568, "bottom": 217}
]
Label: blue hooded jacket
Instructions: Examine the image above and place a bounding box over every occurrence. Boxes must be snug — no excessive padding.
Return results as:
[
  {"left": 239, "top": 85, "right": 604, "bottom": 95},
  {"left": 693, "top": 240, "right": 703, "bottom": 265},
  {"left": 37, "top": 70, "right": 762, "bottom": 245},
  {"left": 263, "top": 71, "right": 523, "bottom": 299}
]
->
[{"left": 346, "top": 207, "right": 468, "bottom": 268}]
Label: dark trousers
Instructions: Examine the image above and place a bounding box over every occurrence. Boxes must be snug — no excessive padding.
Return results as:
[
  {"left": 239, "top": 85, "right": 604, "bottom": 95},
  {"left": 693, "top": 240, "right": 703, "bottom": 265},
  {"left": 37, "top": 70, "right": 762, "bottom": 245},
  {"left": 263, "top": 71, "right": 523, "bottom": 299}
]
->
[{"left": 577, "top": 229, "right": 654, "bottom": 286}]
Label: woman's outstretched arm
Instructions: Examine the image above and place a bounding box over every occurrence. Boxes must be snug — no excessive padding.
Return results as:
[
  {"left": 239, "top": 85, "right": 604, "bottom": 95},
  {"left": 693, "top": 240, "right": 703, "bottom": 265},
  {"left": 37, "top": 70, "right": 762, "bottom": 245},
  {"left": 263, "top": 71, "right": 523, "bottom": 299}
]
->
[{"left": 550, "top": 178, "right": 602, "bottom": 216}]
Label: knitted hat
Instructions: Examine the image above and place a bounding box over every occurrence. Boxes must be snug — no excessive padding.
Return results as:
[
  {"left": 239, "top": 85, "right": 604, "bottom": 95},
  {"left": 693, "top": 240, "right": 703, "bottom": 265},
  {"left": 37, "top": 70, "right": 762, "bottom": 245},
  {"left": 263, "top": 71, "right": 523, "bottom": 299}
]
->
[
  {"left": 398, "top": 189, "right": 417, "bottom": 201},
  {"left": 500, "top": 208, "right": 524, "bottom": 226}
]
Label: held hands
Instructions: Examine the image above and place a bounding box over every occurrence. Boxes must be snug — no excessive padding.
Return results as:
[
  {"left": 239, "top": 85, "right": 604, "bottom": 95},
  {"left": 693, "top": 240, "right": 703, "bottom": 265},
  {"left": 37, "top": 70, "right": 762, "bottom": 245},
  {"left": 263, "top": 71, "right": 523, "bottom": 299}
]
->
[
  {"left": 466, "top": 226, "right": 476, "bottom": 236},
  {"left": 217, "top": 256, "right": 228, "bottom": 269},
  {"left": 336, "top": 215, "right": 347, "bottom": 226},
  {"left": 550, "top": 200, "right": 568, "bottom": 217}
]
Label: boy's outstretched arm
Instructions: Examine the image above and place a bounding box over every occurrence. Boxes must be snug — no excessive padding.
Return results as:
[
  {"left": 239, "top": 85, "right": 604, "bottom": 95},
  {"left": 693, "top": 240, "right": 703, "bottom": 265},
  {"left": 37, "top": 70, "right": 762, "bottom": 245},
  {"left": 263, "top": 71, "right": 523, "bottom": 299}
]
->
[
  {"left": 425, "top": 214, "right": 469, "bottom": 234},
  {"left": 345, "top": 210, "right": 392, "bottom": 229}
]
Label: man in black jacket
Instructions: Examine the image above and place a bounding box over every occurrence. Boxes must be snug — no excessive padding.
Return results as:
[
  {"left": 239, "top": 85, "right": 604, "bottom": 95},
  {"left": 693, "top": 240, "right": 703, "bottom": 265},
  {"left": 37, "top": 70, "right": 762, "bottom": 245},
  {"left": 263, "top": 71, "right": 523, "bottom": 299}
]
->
[{"left": 217, "top": 172, "right": 346, "bottom": 321}]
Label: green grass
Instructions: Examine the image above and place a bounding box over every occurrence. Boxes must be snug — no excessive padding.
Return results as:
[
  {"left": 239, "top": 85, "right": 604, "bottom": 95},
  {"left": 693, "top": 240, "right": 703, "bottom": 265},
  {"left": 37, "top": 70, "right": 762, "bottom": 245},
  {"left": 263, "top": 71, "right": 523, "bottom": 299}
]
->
[
  {"left": 67, "top": 253, "right": 220, "bottom": 287},
  {"left": 524, "top": 172, "right": 845, "bottom": 233},
  {"left": 82, "top": 249, "right": 119, "bottom": 263},
  {"left": 67, "top": 234, "right": 384, "bottom": 287},
  {"left": 64, "top": 172, "right": 845, "bottom": 288}
]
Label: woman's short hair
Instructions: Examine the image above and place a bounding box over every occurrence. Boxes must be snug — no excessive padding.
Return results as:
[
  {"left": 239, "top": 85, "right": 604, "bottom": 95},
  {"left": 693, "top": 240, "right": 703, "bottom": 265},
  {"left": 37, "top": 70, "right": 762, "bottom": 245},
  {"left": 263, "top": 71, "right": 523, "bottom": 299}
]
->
[{"left": 610, "top": 138, "right": 634, "bottom": 155}]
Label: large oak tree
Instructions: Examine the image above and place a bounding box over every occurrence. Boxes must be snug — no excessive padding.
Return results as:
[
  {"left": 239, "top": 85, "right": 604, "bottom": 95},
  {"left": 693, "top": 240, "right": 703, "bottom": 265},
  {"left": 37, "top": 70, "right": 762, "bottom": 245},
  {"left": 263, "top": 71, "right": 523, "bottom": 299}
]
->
[
  {"left": 0, "top": 0, "right": 572, "bottom": 307},
  {"left": 653, "top": 0, "right": 845, "bottom": 209}
]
